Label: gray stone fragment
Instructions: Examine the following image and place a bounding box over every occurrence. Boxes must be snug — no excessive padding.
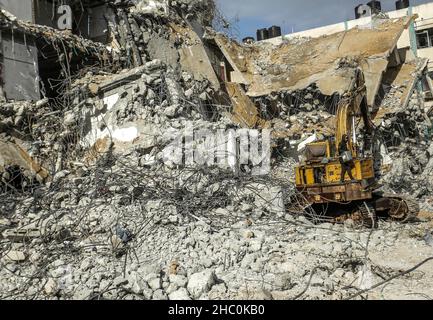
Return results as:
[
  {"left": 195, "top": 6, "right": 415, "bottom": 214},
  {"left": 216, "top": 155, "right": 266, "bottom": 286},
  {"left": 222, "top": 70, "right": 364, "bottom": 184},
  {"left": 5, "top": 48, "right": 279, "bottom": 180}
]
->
[
  {"left": 169, "top": 288, "right": 191, "bottom": 300},
  {"left": 187, "top": 270, "right": 216, "bottom": 299},
  {"left": 74, "top": 287, "right": 94, "bottom": 300},
  {"left": 113, "top": 276, "right": 128, "bottom": 287},
  {"left": 44, "top": 279, "right": 58, "bottom": 296},
  {"left": 152, "top": 289, "right": 168, "bottom": 300},
  {"left": 169, "top": 274, "right": 188, "bottom": 288},
  {"left": 148, "top": 277, "right": 162, "bottom": 291},
  {"left": 5, "top": 250, "right": 26, "bottom": 262}
]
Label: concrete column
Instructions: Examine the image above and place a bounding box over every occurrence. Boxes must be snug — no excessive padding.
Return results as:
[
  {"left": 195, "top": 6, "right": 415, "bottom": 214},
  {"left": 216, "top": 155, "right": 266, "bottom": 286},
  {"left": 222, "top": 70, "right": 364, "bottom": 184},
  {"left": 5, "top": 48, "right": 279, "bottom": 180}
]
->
[{"left": 408, "top": 6, "right": 418, "bottom": 57}]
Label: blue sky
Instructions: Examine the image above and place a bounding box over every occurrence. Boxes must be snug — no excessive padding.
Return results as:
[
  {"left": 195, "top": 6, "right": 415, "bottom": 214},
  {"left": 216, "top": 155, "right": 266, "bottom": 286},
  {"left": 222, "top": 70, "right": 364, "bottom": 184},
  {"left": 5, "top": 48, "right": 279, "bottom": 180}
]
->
[{"left": 215, "top": 0, "right": 433, "bottom": 40}]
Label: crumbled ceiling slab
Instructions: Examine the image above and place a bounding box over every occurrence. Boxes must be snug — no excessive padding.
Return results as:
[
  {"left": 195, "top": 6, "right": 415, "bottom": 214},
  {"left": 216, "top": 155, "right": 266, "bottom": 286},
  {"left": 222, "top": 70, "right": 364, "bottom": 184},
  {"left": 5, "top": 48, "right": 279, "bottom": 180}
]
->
[
  {"left": 0, "top": 139, "right": 49, "bottom": 183},
  {"left": 373, "top": 58, "right": 429, "bottom": 125},
  {"left": 212, "top": 16, "right": 416, "bottom": 107},
  {"left": 225, "top": 82, "right": 269, "bottom": 128},
  {"left": 213, "top": 36, "right": 249, "bottom": 85},
  {"left": 86, "top": 61, "right": 164, "bottom": 96},
  {"left": 173, "top": 23, "right": 220, "bottom": 90}
]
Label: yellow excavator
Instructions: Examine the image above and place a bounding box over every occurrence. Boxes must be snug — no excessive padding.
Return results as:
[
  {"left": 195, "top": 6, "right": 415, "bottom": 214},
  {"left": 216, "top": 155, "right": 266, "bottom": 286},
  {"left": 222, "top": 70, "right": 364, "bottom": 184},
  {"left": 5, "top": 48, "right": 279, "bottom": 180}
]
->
[{"left": 295, "top": 69, "right": 419, "bottom": 227}]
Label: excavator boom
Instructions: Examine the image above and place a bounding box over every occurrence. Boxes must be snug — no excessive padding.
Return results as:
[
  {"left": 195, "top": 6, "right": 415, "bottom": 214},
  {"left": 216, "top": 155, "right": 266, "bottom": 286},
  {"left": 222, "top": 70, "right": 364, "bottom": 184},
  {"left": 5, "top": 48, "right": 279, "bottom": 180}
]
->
[{"left": 335, "top": 69, "right": 373, "bottom": 154}]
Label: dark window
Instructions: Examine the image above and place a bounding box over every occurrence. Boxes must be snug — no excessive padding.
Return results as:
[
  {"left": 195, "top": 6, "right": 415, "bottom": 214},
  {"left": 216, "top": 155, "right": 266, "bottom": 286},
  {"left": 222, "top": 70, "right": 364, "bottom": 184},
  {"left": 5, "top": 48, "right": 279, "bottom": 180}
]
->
[
  {"left": 415, "top": 27, "right": 433, "bottom": 49},
  {"left": 416, "top": 30, "right": 430, "bottom": 49}
]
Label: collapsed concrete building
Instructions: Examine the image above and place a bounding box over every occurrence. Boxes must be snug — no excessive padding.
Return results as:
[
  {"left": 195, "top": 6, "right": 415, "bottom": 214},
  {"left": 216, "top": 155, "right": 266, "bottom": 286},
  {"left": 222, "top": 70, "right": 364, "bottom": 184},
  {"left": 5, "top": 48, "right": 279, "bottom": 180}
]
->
[{"left": 1, "top": 0, "right": 433, "bottom": 301}]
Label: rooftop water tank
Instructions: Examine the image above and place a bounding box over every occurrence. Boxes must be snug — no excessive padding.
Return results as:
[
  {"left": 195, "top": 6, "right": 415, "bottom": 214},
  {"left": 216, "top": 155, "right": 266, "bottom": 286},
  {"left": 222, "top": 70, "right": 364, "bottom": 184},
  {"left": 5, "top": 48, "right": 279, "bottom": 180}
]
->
[
  {"left": 396, "top": 0, "right": 410, "bottom": 10},
  {"left": 367, "top": 0, "right": 382, "bottom": 14},
  {"left": 355, "top": 4, "right": 367, "bottom": 19},
  {"left": 268, "top": 25, "right": 282, "bottom": 39},
  {"left": 257, "top": 28, "right": 269, "bottom": 41},
  {"left": 242, "top": 37, "right": 255, "bottom": 44}
]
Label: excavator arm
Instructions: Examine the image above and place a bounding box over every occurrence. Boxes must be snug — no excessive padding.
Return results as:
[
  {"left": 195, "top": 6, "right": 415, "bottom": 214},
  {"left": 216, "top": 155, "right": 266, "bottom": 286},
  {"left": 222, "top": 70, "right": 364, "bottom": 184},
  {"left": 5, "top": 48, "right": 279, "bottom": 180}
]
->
[{"left": 335, "top": 69, "right": 374, "bottom": 156}]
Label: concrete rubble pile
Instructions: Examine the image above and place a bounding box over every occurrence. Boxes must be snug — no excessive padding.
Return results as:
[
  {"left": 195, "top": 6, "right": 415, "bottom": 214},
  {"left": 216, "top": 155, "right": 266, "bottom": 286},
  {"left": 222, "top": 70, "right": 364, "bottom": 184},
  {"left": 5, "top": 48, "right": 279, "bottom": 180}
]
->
[{"left": 1, "top": 1, "right": 433, "bottom": 301}]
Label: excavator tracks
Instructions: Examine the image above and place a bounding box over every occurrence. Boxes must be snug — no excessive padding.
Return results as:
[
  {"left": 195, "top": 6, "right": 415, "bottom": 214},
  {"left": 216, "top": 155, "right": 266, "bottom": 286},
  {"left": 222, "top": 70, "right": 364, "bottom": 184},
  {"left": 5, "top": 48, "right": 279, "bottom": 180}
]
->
[
  {"left": 358, "top": 202, "right": 378, "bottom": 229},
  {"left": 302, "top": 194, "right": 420, "bottom": 229},
  {"left": 382, "top": 194, "right": 420, "bottom": 223},
  {"left": 330, "top": 202, "right": 378, "bottom": 229}
]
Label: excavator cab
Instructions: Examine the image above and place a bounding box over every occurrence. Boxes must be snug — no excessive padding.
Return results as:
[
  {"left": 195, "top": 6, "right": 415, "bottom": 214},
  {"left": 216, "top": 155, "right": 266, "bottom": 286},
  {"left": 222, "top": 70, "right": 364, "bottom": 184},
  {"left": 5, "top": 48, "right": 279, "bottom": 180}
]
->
[
  {"left": 304, "top": 141, "right": 331, "bottom": 162},
  {"left": 295, "top": 151, "right": 375, "bottom": 204}
]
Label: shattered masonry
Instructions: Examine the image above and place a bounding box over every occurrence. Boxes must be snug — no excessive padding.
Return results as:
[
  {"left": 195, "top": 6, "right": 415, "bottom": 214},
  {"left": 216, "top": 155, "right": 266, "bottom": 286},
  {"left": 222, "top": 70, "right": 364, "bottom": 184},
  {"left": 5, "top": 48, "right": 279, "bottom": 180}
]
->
[{"left": 1, "top": 0, "right": 433, "bottom": 301}]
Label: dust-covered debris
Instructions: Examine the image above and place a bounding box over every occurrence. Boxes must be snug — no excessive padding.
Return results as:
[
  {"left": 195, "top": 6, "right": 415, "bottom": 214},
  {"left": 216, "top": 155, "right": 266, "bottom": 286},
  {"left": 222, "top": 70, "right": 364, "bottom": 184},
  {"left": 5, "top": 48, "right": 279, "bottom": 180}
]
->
[{"left": 1, "top": 0, "right": 433, "bottom": 301}]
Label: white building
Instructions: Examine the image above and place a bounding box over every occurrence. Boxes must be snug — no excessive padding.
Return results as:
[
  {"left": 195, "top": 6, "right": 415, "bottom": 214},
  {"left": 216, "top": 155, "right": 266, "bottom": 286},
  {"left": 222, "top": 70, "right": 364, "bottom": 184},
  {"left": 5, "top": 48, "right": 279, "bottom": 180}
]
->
[{"left": 265, "top": 2, "right": 433, "bottom": 71}]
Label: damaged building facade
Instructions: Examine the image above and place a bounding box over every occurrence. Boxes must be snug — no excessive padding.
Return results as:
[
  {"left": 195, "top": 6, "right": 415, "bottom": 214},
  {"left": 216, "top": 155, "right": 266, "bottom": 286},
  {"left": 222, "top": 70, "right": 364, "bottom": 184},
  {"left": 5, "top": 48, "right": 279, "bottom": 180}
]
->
[
  {"left": 265, "top": 2, "right": 433, "bottom": 70},
  {"left": 0, "top": 0, "right": 118, "bottom": 101},
  {"left": 1, "top": 0, "right": 433, "bottom": 301}
]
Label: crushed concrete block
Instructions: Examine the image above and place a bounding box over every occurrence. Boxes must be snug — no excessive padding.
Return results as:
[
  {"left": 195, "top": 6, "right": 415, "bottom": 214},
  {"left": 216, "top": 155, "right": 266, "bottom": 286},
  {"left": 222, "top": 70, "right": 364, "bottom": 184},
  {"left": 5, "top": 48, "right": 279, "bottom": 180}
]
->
[
  {"left": 243, "top": 230, "right": 255, "bottom": 239},
  {"left": 5, "top": 250, "right": 26, "bottom": 262},
  {"left": 148, "top": 277, "right": 162, "bottom": 291},
  {"left": 44, "top": 279, "right": 58, "bottom": 296},
  {"left": 113, "top": 276, "right": 128, "bottom": 287},
  {"left": 187, "top": 270, "right": 216, "bottom": 299},
  {"left": 152, "top": 289, "right": 168, "bottom": 300},
  {"left": 169, "top": 288, "right": 191, "bottom": 300},
  {"left": 0, "top": 218, "right": 11, "bottom": 227},
  {"left": 169, "top": 274, "right": 188, "bottom": 288}
]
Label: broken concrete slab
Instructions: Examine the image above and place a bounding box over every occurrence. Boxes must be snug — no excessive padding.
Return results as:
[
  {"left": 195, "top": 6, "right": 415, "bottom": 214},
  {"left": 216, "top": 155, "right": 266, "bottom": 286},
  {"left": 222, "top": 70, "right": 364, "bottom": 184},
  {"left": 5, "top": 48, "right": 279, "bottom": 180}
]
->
[
  {"left": 169, "top": 288, "right": 191, "bottom": 300},
  {"left": 212, "top": 16, "right": 417, "bottom": 109},
  {"left": 225, "top": 82, "right": 269, "bottom": 129},
  {"left": 88, "top": 61, "right": 164, "bottom": 96},
  {"left": 4, "top": 250, "right": 26, "bottom": 262},
  {"left": 213, "top": 35, "right": 249, "bottom": 85},
  {"left": 0, "top": 218, "right": 11, "bottom": 228},
  {"left": 2, "top": 228, "right": 42, "bottom": 242},
  {"left": 374, "top": 58, "right": 429, "bottom": 125},
  {"left": 0, "top": 139, "right": 49, "bottom": 183},
  {"left": 173, "top": 24, "right": 220, "bottom": 90}
]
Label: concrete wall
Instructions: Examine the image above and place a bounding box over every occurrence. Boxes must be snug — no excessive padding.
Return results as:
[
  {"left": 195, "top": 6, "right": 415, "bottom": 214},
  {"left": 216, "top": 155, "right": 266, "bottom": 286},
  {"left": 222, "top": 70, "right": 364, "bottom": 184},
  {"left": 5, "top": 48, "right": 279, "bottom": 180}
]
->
[
  {"left": 0, "top": 32, "right": 40, "bottom": 101},
  {"left": 34, "top": 0, "right": 69, "bottom": 29},
  {"left": 76, "top": 5, "right": 112, "bottom": 43},
  {"left": 0, "top": 0, "right": 40, "bottom": 101},
  {"left": 34, "top": 0, "right": 110, "bottom": 43}
]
